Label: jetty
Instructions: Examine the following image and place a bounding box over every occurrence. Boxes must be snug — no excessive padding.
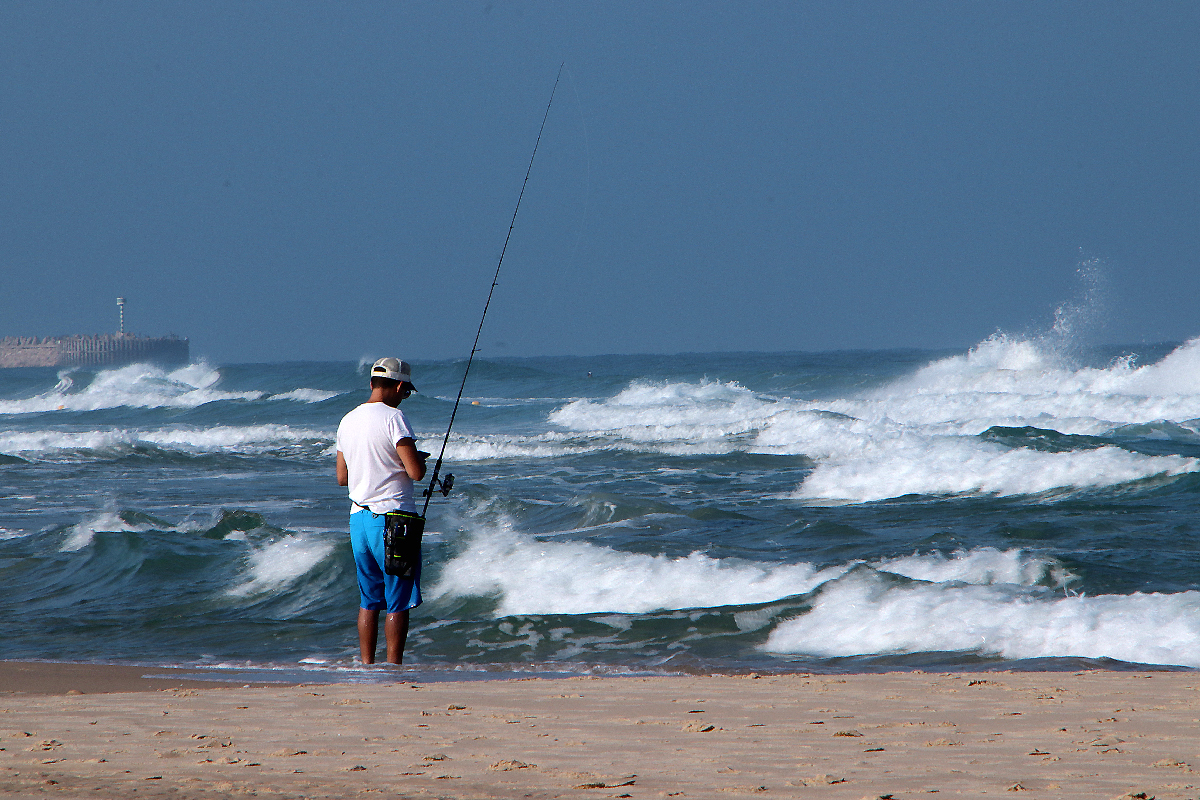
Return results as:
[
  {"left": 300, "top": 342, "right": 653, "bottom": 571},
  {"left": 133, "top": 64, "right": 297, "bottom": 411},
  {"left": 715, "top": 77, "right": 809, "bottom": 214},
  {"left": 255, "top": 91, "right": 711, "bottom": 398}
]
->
[{"left": 0, "top": 298, "right": 189, "bottom": 368}]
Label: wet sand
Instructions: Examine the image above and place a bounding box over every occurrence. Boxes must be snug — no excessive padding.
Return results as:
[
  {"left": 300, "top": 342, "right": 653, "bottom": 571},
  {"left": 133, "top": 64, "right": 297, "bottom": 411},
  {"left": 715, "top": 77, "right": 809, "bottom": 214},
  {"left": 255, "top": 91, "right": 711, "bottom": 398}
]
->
[{"left": 2, "top": 663, "right": 1197, "bottom": 799}]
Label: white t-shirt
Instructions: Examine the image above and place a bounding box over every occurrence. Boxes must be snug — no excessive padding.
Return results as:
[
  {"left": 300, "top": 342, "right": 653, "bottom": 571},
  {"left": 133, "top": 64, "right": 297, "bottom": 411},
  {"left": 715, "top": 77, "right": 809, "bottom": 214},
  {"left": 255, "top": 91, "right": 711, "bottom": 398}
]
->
[{"left": 336, "top": 402, "right": 417, "bottom": 514}]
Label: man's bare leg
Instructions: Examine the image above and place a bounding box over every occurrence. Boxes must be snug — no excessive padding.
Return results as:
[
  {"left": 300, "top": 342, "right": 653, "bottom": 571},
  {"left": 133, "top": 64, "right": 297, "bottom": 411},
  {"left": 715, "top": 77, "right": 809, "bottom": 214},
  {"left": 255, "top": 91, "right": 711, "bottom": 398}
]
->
[
  {"left": 384, "top": 611, "right": 409, "bottom": 664},
  {"left": 358, "top": 608, "right": 379, "bottom": 664}
]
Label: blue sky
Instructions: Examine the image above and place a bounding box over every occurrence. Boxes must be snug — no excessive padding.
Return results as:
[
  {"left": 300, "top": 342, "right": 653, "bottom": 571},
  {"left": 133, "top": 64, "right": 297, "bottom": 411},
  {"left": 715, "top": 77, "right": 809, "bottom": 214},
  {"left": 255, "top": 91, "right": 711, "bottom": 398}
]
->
[{"left": 2, "top": 2, "right": 1197, "bottom": 363}]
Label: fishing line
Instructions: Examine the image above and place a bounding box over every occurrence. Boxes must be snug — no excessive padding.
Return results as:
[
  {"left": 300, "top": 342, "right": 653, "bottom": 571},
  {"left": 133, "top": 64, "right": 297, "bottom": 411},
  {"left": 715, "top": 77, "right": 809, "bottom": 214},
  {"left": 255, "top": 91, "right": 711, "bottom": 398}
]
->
[{"left": 419, "top": 64, "right": 563, "bottom": 518}]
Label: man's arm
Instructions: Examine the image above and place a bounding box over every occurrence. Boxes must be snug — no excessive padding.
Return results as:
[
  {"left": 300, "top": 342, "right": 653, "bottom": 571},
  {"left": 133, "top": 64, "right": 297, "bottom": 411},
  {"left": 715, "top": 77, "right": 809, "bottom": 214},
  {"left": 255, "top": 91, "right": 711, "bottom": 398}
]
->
[
  {"left": 396, "top": 438, "right": 427, "bottom": 481},
  {"left": 336, "top": 450, "right": 348, "bottom": 486}
]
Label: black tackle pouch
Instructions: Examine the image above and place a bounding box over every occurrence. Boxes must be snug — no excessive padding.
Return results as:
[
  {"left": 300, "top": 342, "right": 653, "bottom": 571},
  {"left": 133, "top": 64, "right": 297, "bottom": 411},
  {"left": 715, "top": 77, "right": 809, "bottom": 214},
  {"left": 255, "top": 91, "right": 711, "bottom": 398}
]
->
[{"left": 383, "top": 511, "right": 425, "bottom": 578}]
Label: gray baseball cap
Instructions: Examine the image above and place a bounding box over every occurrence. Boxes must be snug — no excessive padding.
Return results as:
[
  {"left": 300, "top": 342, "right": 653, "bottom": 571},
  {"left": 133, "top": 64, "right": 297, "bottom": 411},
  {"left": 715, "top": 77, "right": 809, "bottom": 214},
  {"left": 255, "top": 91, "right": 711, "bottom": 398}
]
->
[{"left": 371, "top": 357, "right": 416, "bottom": 389}]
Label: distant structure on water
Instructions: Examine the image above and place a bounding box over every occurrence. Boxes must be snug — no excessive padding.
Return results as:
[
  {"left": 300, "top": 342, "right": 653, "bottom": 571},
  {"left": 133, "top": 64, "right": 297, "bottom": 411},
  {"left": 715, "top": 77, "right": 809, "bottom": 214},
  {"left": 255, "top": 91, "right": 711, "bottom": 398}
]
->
[{"left": 0, "top": 298, "right": 189, "bottom": 368}]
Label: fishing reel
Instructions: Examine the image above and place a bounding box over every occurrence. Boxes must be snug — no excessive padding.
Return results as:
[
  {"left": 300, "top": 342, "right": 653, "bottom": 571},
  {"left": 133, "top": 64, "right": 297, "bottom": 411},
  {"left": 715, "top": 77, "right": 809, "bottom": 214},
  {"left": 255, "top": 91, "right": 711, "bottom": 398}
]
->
[{"left": 423, "top": 473, "right": 454, "bottom": 498}]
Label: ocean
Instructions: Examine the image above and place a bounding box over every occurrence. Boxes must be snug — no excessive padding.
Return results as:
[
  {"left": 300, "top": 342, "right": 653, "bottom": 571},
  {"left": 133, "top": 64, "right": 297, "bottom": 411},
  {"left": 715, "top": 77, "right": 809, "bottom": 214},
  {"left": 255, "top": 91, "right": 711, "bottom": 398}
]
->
[{"left": 2, "top": 335, "right": 1199, "bottom": 680}]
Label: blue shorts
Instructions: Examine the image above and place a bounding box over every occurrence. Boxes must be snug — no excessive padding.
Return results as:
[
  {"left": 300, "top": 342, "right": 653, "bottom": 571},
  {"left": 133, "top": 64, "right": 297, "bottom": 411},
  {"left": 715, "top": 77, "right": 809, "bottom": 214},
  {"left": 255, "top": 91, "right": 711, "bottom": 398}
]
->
[{"left": 349, "top": 509, "right": 422, "bottom": 614}]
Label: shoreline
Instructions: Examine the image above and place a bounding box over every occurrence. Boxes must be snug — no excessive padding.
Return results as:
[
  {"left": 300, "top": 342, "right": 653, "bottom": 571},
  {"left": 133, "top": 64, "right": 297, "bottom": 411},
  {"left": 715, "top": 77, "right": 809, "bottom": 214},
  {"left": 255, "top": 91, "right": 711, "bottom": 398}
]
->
[
  {"left": 3, "top": 657, "right": 1196, "bottom": 694},
  {"left": 0, "top": 661, "right": 296, "bottom": 696},
  {"left": 6, "top": 658, "right": 1195, "bottom": 696},
  {"left": 2, "top": 661, "right": 1196, "bottom": 799}
]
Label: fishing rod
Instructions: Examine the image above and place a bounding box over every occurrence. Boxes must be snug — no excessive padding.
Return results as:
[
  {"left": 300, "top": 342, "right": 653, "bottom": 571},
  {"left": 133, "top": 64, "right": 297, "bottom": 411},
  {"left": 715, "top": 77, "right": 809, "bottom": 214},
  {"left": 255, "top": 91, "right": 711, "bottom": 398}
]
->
[{"left": 419, "top": 65, "right": 563, "bottom": 518}]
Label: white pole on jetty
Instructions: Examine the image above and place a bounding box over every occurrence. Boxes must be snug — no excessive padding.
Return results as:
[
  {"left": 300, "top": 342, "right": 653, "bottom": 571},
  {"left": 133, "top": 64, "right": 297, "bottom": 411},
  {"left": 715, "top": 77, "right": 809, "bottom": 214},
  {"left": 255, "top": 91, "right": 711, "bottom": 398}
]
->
[{"left": 117, "top": 297, "right": 125, "bottom": 335}]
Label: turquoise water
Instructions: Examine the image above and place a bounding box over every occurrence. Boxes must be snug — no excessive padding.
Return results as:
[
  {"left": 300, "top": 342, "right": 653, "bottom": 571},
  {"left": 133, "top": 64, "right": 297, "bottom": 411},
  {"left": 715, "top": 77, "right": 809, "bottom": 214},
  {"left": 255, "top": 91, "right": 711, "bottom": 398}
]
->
[{"left": 2, "top": 338, "right": 1199, "bottom": 678}]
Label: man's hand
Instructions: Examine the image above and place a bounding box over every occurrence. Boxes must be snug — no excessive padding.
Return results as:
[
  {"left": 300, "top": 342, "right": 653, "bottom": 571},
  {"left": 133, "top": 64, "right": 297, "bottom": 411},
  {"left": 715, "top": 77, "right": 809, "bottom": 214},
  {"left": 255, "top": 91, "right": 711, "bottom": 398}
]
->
[{"left": 396, "top": 438, "right": 427, "bottom": 481}]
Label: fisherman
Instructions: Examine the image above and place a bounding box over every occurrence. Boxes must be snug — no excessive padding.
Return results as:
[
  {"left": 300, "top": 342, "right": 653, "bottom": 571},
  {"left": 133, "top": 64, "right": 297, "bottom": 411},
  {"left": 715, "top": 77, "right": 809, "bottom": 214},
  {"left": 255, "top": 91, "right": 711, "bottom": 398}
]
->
[{"left": 335, "top": 357, "right": 426, "bottom": 664}]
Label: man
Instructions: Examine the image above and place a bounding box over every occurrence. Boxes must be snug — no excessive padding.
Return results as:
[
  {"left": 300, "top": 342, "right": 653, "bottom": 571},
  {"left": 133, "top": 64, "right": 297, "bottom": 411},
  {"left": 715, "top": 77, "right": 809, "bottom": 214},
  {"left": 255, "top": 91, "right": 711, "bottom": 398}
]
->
[{"left": 335, "top": 357, "right": 427, "bottom": 664}]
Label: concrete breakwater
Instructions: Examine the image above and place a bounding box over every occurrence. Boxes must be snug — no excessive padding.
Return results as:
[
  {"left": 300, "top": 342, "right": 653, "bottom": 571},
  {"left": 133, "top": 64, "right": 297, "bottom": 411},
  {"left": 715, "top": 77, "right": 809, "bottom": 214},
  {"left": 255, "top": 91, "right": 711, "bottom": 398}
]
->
[{"left": 0, "top": 333, "right": 188, "bottom": 368}]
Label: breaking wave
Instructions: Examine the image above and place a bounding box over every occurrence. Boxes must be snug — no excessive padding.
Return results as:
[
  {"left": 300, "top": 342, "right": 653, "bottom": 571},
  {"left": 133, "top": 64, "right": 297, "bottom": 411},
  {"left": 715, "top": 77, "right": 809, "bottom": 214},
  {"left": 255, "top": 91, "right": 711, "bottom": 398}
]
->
[
  {"left": 764, "top": 571, "right": 1200, "bottom": 668},
  {"left": 0, "top": 362, "right": 338, "bottom": 415},
  {"left": 544, "top": 336, "right": 1200, "bottom": 501},
  {"left": 429, "top": 521, "right": 1196, "bottom": 668},
  {"left": 0, "top": 425, "right": 332, "bottom": 461}
]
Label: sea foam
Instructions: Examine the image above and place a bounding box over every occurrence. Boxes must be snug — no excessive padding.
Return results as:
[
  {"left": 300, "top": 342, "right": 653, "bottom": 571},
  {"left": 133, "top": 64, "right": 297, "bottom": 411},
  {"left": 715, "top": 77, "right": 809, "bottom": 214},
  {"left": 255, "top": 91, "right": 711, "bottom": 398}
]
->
[
  {"left": 59, "top": 511, "right": 162, "bottom": 551},
  {"left": 432, "top": 523, "right": 1061, "bottom": 615},
  {"left": 843, "top": 334, "right": 1200, "bottom": 435},
  {"left": 268, "top": 388, "right": 340, "bottom": 403},
  {"left": 781, "top": 336, "right": 1200, "bottom": 501},
  {"left": 541, "top": 336, "right": 1200, "bottom": 501},
  {"left": 763, "top": 570, "right": 1200, "bottom": 668},
  {"left": 227, "top": 534, "right": 336, "bottom": 598},
  {"left": 549, "top": 380, "right": 774, "bottom": 450},
  {"left": 788, "top": 433, "right": 1196, "bottom": 502},
  {"left": 0, "top": 362, "right": 259, "bottom": 414},
  {"left": 437, "top": 523, "right": 1200, "bottom": 668},
  {"left": 0, "top": 362, "right": 337, "bottom": 415},
  {"left": 0, "top": 425, "right": 331, "bottom": 460},
  {"left": 430, "top": 525, "right": 849, "bottom": 616}
]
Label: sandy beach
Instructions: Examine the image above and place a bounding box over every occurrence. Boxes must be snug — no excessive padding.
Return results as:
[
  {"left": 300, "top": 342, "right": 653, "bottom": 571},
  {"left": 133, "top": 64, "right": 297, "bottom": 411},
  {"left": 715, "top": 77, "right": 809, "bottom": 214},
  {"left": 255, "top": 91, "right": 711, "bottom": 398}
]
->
[{"left": 1, "top": 663, "right": 1196, "bottom": 799}]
